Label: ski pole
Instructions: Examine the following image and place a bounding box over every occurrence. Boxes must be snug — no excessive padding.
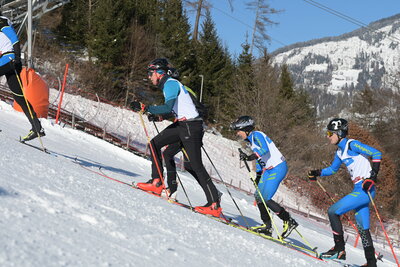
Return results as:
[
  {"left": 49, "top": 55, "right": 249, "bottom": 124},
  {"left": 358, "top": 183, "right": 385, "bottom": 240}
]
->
[
  {"left": 151, "top": 121, "right": 194, "bottom": 209},
  {"left": 138, "top": 112, "right": 169, "bottom": 198},
  {"left": 292, "top": 228, "right": 316, "bottom": 254},
  {"left": 12, "top": 61, "right": 46, "bottom": 151},
  {"left": 201, "top": 146, "right": 251, "bottom": 228},
  {"left": 239, "top": 148, "right": 282, "bottom": 239},
  {"left": 367, "top": 191, "right": 399, "bottom": 266}
]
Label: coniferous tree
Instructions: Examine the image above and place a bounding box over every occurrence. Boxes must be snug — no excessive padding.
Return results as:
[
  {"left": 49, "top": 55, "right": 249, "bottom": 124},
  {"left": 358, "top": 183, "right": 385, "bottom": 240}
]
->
[
  {"left": 156, "top": 0, "right": 196, "bottom": 84},
  {"left": 197, "top": 10, "right": 232, "bottom": 121},
  {"left": 214, "top": 46, "right": 235, "bottom": 124},
  {"left": 85, "top": 0, "right": 131, "bottom": 97},
  {"left": 280, "top": 64, "right": 294, "bottom": 99},
  {"left": 131, "top": 0, "right": 159, "bottom": 27},
  {"left": 237, "top": 42, "right": 255, "bottom": 88},
  {"left": 230, "top": 41, "right": 256, "bottom": 120},
  {"left": 56, "top": 0, "right": 93, "bottom": 46},
  {"left": 88, "top": 0, "right": 129, "bottom": 65}
]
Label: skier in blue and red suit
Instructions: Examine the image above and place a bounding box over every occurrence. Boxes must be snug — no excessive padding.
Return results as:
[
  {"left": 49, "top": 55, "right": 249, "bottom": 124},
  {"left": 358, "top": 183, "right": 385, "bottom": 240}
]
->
[{"left": 308, "top": 118, "right": 381, "bottom": 267}]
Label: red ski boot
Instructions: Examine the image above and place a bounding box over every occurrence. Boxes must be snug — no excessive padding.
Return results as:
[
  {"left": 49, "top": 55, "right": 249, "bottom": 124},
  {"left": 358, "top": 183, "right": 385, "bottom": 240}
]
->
[
  {"left": 194, "top": 202, "right": 222, "bottom": 217},
  {"left": 136, "top": 178, "right": 164, "bottom": 195}
]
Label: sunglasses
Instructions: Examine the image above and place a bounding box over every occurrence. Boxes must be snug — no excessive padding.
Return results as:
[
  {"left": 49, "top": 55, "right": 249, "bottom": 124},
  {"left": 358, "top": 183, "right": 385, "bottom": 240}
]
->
[
  {"left": 326, "top": 131, "right": 335, "bottom": 137},
  {"left": 147, "top": 70, "right": 155, "bottom": 77}
]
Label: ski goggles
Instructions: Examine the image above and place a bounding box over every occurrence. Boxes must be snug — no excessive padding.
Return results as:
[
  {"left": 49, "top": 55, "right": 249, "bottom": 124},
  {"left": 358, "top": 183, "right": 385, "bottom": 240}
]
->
[
  {"left": 147, "top": 69, "right": 165, "bottom": 77},
  {"left": 326, "top": 130, "right": 336, "bottom": 137},
  {"left": 147, "top": 70, "right": 155, "bottom": 77}
]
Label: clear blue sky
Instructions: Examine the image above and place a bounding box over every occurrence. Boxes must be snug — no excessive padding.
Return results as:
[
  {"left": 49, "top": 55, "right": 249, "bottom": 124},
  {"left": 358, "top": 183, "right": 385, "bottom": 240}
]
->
[{"left": 185, "top": 0, "right": 400, "bottom": 57}]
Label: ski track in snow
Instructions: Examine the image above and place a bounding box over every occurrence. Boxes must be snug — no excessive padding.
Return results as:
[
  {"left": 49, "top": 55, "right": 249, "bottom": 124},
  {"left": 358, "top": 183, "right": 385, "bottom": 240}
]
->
[{"left": 0, "top": 101, "right": 398, "bottom": 267}]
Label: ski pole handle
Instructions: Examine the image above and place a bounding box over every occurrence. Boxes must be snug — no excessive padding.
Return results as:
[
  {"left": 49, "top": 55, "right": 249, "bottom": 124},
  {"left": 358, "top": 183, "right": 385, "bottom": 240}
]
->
[{"left": 238, "top": 148, "right": 251, "bottom": 173}]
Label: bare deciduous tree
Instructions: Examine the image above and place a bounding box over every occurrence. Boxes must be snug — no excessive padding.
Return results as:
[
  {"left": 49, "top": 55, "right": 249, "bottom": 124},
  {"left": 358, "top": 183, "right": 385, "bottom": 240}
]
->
[
  {"left": 184, "top": 0, "right": 233, "bottom": 42},
  {"left": 246, "top": 0, "right": 281, "bottom": 54}
]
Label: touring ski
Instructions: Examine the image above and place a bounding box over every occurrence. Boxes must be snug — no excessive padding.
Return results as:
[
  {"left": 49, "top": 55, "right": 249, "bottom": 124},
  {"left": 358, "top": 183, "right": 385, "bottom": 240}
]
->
[
  {"left": 18, "top": 138, "right": 54, "bottom": 155},
  {"left": 77, "top": 162, "right": 325, "bottom": 262}
]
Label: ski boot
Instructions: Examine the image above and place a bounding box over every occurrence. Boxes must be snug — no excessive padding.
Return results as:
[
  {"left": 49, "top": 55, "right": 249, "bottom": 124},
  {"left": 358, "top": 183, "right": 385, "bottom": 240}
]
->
[
  {"left": 281, "top": 217, "right": 298, "bottom": 238},
  {"left": 21, "top": 128, "right": 45, "bottom": 142},
  {"left": 163, "top": 178, "right": 178, "bottom": 199},
  {"left": 136, "top": 178, "right": 164, "bottom": 195},
  {"left": 251, "top": 224, "right": 273, "bottom": 237},
  {"left": 361, "top": 262, "right": 377, "bottom": 267},
  {"left": 162, "top": 187, "right": 178, "bottom": 200},
  {"left": 194, "top": 202, "right": 222, "bottom": 217},
  {"left": 320, "top": 234, "right": 346, "bottom": 260},
  {"left": 320, "top": 247, "right": 346, "bottom": 260},
  {"left": 361, "top": 246, "right": 377, "bottom": 267},
  {"left": 217, "top": 190, "right": 223, "bottom": 202}
]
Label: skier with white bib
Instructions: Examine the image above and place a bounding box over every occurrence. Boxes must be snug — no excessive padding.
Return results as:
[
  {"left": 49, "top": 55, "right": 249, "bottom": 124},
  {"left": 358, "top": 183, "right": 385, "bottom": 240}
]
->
[
  {"left": 230, "top": 115, "right": 298, "bottom": 238},
  {"left": 130, "top": 58, "right": 222, "bottom": 217},
  {"left": 308, "top": 118, "right": 381, "bottom": 267}
]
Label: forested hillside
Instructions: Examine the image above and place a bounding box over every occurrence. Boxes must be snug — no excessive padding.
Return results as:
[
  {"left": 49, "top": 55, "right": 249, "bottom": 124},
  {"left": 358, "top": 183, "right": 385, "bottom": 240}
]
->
[{"left": 30, "top": 0, "right": 398, "bottom": 220}]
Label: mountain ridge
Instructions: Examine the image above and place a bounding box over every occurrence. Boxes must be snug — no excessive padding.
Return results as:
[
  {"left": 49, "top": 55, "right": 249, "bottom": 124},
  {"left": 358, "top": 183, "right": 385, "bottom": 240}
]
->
[
  {"left": 271, "top": 13, "right": 400, "bottom": 117},
  {"left": 272, "top": 13, "right": 400, "bottom": 56}
]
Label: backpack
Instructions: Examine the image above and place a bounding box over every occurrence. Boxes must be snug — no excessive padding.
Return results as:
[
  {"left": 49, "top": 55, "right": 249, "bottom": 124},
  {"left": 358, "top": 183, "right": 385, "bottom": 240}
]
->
[{"left": 184, "top": 85, "right": 208, "bottom": 120}]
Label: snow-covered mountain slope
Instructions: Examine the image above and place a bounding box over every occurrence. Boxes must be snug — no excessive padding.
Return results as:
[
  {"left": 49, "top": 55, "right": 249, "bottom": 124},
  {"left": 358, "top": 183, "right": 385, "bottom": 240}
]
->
[
  {"left": 0, "top": 100, "right": 398, "bottom": 266},
  {"left": 272, "top": 14, "right": 400, "bottom": 95}
]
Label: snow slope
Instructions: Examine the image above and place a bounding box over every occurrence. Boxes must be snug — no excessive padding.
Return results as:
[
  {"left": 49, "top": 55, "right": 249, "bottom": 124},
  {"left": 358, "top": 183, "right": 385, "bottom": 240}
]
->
[{"left": 0, "top": 100, "right": 398, "bottom": 267}]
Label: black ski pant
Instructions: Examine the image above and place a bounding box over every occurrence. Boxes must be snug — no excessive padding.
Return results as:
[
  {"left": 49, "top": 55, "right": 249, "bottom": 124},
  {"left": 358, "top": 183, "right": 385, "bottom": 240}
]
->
[
  {"left": 163, "top": 141, "right": 200, "bottom": 189},
  {"left": 0, "top": 61, "right": 41, "bottom": 131},
  {"left": 150, "top": 120, "right": 219, "bottom": 204}
]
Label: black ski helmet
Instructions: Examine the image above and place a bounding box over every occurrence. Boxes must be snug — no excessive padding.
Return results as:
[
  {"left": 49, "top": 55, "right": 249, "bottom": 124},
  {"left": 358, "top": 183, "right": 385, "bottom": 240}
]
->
[
  {"left": 327, "top": 118, "right": 348, "bottom": 138},
  {"left": 230, "top": 116, "right": 255, "bottom": 132},
  {"left": 147, "top": 58, "right": 171, "bottom": 72}
]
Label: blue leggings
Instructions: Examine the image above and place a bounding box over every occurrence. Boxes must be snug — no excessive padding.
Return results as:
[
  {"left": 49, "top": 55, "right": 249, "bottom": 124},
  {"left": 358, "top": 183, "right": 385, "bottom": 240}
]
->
[
  {"left": 328, "top": 182, "right": 375, "bottom": 234},
  {"left": 257, "top": 161, "right": 288, "bottom": 201}
]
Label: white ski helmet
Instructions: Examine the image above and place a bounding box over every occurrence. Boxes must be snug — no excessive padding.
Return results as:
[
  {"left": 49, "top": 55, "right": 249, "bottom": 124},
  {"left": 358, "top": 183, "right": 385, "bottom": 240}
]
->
[{"left": 230, "top": 116, "right": 255, "bottom": 132}]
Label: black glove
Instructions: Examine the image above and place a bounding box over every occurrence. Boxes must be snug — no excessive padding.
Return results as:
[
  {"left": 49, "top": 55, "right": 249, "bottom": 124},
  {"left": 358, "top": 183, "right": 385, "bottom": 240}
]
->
[
  {"left": 12, "top": 60, "right": 22, "bottom": 73},
  {"left": 130, "top": 101, "right": 146, "bottom": 112},
  {"left": 147, "top": 114, "right": 162, "bottom": 122},
  {"left": 362, "top": 179, "right": 375, "bottom": 191},
  {"left": 255, "top": 171, "right": 262, "bottom": 184},
  {"left": 369, "top": 169, "right": 378, "bottom": 181},
  {"left": 257, "top": 158, "right": 266, "bottom": 168},
  {"left": 308, "top": 169, "right": 321, "bottom": 181},
  {"left": 239, "top": 150, "right": 258, "bottom": 161},
  {"left": 239, "top": 150, "right": 249, "bottom": 161},
  {"left": 12, "top": 42, "right": 22, "bottom": 73}
]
